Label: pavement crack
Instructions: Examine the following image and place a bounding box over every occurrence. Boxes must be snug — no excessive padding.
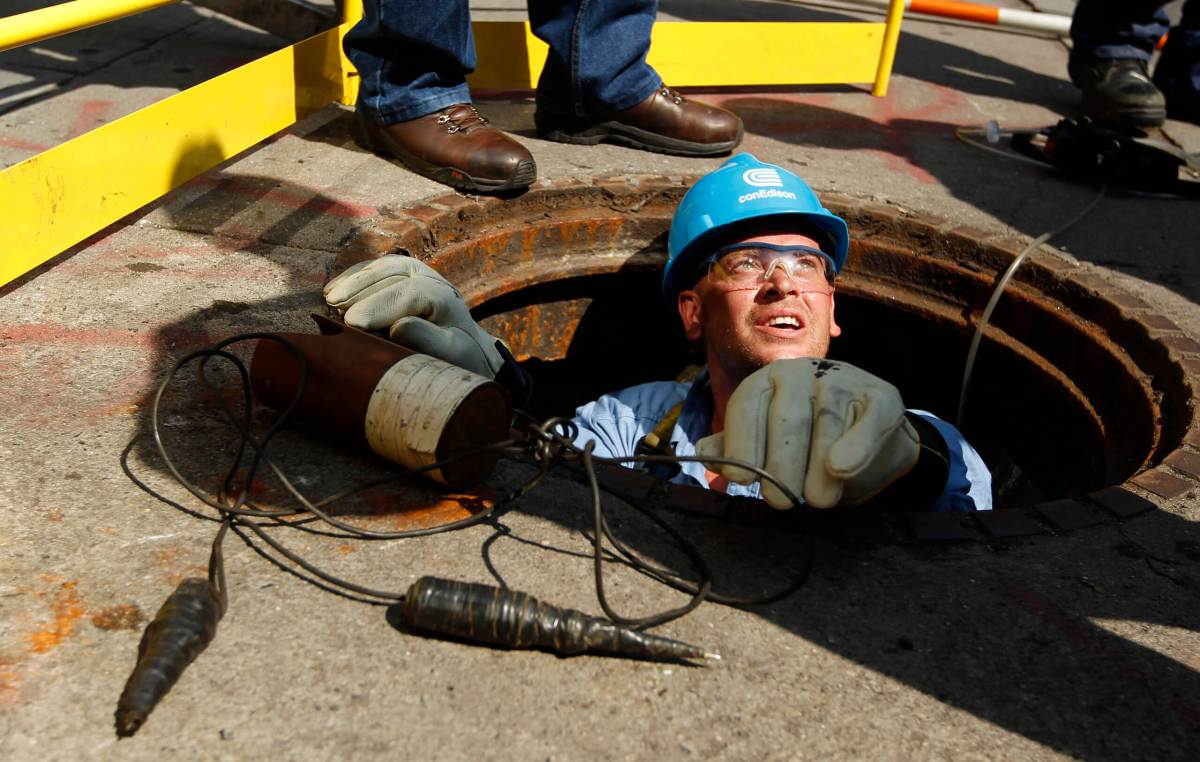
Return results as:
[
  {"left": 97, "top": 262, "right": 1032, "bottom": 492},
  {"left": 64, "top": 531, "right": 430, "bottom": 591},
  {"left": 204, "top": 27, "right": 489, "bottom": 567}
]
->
[
  {"left": 1113, "top": 526, "right": 1197, "bottom": 590},
  {"left": 1144, "top": 557, "right": 1196, "bottom": 590}
]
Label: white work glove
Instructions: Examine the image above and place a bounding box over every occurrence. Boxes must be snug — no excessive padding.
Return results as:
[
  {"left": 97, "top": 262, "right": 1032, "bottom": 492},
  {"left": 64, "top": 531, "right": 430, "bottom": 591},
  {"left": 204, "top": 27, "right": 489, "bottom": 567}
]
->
[
  {"left": 323, "top": 255, "right": 504, "bottom": 379},
  {"left": 696, "top": 359, "right": 920, "bottom": 510}
]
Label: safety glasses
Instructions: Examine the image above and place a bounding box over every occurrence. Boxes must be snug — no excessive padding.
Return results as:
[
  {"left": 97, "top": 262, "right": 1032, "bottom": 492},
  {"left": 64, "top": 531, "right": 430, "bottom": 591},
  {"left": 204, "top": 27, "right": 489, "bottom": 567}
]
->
[{"left": 703, "top": 243, "right": 835, "bottom": 291}]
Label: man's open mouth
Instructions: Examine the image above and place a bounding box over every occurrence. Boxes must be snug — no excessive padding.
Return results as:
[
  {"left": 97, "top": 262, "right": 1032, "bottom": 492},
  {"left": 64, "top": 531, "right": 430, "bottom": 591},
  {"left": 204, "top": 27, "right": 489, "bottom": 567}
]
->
[{"left": 756, "top": 313, "right": 806, "bottom": 334}]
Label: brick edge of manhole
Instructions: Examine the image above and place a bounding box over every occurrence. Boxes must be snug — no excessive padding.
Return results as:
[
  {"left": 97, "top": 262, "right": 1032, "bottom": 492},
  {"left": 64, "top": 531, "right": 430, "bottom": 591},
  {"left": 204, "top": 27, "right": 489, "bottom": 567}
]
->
[{"left": 338, "top": 175, "right": 1200, "bottom": 544}]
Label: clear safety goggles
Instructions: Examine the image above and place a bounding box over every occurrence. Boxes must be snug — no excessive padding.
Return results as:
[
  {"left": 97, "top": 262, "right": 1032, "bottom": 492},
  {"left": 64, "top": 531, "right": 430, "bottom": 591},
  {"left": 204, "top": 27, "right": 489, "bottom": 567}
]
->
[{"left": 703, "top": 243, "right": 835, "bottom": 291}]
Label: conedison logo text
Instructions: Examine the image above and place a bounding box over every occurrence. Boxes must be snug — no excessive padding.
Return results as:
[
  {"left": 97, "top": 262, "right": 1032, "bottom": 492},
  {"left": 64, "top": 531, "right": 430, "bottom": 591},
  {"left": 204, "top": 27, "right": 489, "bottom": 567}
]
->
[{"left": 738, "top": 188, "right": 798, "bottom": 203}]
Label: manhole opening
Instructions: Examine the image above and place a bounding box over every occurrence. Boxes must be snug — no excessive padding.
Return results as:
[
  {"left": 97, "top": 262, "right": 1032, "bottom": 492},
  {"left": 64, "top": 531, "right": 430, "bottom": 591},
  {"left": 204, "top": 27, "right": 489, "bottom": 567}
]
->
[{"left": 339, "top": 179, "right": 1193, "bottom": 510}]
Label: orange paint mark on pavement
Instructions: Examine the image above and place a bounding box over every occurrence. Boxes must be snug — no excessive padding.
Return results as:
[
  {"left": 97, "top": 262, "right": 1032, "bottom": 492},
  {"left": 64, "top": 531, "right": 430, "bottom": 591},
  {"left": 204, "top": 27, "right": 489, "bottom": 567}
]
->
[
  {"left": 356, "top": 488, "right": 497, "bottom": 532},
  {"left": 166, "top": 566, "right": 209, "bottom": 587},
  {"left": 29, "top": 582, "right": 85, "bottom": 653},
  {"left": 157, "top": 544, "right": 207, "bottom": 586},
  {"left": 91, "top": 604, "right": 146, "bottom": 631},
  {"left": 0, "top": 578, "right": 131, "bottom": 707},
  {"left": 0, "top": 654, "right": 27, "bottom": 708},
  {"left": 156, "top": 545, "right": 187, "bottom": 567}
]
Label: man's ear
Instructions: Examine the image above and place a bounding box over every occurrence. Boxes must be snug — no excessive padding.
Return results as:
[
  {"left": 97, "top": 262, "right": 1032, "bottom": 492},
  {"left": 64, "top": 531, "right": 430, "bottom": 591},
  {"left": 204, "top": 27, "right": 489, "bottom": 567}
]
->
[
  {"left": 828, "top": 291, "right": 842, "bottom": 338},
  {"left": 677, "top": 290, "right": 703, "bottom": 342}
]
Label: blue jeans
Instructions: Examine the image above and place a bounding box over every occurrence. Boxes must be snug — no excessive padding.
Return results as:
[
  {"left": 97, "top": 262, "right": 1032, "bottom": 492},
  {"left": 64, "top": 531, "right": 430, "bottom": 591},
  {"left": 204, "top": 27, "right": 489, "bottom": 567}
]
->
[
  {"left": 1071, "top": 0, "right": 1200, "bottom": 96},
  {"left": 345, "top": 0, "right": 663, "bottom": 124}
]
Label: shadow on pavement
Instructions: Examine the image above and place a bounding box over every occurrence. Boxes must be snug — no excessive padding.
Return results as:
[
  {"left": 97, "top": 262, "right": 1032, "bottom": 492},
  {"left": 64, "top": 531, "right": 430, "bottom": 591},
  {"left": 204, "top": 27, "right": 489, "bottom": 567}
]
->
[
  {"left": 659, "top": 0, "right": 1074, "bottom": 113},
  {"left": 0, "top": 2, "right": 283, "bottom": 117}
]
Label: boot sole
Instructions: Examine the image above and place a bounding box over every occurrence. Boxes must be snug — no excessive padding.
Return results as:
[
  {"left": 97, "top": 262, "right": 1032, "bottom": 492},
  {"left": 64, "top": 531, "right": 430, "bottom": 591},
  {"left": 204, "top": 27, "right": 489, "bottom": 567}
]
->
[
  {"left": 351, "top": 117, "right": 536, "bottom": 193},
  {"left": 538, "top": 119, "right": 743, "bottom": 157},
  {"left": 1081, "top": 99, "right": 1167, "bottom": 129}
]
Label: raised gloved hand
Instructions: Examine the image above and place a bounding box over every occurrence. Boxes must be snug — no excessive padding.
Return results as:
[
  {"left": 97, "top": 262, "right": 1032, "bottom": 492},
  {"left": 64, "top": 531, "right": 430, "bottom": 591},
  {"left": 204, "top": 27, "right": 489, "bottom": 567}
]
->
[
  {"left": 696, "top": 359, "right": 920, "bottom": 509},
  {"left": 323, "top": 255, "right": 504, "bottom": 379}
]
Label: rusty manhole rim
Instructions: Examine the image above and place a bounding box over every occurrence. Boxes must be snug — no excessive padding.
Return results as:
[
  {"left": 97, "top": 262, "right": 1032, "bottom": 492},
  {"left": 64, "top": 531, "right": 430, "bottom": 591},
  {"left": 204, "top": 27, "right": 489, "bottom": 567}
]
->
[{"left": 335, "top": 175, "right": 1200, "bottom": 542}]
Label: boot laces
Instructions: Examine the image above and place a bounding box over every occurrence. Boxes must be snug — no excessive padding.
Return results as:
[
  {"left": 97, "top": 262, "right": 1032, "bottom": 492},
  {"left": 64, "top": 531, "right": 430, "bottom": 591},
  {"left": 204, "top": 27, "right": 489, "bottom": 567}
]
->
[
  {"left": 659, "top": 85, "right": 684, "bottom": 105},
  {"left": 436, "top": 104, "right": 490, "bottom": 134}
]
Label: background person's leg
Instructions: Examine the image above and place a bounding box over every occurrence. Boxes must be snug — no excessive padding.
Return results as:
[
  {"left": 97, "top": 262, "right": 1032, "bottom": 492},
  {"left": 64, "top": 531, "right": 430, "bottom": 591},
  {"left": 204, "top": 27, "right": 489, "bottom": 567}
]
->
[
  {"left": 344, "top": 0, "right": 475, "bottom": 124},
  {"left": 1153, "top": 0, "right": 1200, "bottom": 123},
  {"left": 1068, "top": 0, "right": 1170, "bottom": 127},
  {"left": 529, "top": 0, "right": 660, "bottom": 118},
  {"left": 528, "top": 0, "right": 743, "bottom": 156},
  {"left": 342, "top": 0, "right": 535, "bottom": 193}
]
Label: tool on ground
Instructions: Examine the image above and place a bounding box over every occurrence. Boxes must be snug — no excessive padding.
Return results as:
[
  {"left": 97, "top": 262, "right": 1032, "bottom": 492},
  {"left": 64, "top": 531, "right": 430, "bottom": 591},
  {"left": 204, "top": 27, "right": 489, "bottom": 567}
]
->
[
  {"left": 401, "top": 576, "right": 716, "bottom": 661},
  {"left": 250, "top": 314, "right": 511, "bottom": 488},
  {"left": 1006, "top": 118, "right": 1199, "bottom": 196},
  {"left": 114, "top": 520, "right": 230, "bottom": 738},
  {"left": 116, "top": 323, "right": 819, "bottom": 737}
]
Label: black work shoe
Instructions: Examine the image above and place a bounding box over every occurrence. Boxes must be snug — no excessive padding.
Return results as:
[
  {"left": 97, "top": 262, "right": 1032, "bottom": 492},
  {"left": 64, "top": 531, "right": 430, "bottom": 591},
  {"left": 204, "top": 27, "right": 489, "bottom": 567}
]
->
[{"left": 1068, "top": 57, "right": 1166, "bottom": 128}]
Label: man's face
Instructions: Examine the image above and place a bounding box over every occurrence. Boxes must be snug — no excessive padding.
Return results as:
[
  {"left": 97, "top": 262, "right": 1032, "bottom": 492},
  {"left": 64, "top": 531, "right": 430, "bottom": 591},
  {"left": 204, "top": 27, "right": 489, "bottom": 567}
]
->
[{"left": 677, "top": 230, "right": 842, "bottom": 384}]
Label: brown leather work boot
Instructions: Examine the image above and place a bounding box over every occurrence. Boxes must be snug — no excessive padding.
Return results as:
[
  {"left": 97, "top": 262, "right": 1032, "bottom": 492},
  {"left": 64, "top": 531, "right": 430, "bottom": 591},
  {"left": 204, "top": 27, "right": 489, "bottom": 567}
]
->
[
  {"left": 535, "top": 86, "right": 743, "bottom": 157},
  {"left": 352, "top": 104, "right": 537, "bottom": 193}
]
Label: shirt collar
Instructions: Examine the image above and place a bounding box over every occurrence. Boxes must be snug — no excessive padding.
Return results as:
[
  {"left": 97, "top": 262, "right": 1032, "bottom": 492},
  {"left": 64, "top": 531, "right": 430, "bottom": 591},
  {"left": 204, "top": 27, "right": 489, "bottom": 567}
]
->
[
  {"left": 670, "top": 369, "right": 761, "bottom": 498},
  {"left": 670, "top": 370, "right": 713, "bottom": 484}
]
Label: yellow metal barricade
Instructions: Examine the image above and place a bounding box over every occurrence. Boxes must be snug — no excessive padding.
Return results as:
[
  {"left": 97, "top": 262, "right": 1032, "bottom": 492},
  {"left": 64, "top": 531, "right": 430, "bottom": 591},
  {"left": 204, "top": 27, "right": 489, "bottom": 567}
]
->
[
  {"left": 0, "top": 0, "right": 181, "bottom": 53},
  {"left": 470, "top": 9, "right": 906, "bottom": 95},
  {"left": 0, "top": 0, "right": 905, "bottom": 288}
]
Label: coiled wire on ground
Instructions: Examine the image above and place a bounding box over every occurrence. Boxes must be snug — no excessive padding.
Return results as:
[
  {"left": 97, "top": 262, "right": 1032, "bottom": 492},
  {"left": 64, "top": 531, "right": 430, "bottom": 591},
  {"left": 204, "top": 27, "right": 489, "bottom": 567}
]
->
[{"left": 123, "top": 334, "right": 816, "bottom": 630}]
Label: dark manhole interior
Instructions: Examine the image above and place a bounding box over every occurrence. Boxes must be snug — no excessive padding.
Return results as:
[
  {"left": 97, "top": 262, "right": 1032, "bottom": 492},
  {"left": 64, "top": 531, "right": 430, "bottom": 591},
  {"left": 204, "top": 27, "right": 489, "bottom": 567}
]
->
[{"left": 341, "top": 179, "right": 1192, "bottom": 511}]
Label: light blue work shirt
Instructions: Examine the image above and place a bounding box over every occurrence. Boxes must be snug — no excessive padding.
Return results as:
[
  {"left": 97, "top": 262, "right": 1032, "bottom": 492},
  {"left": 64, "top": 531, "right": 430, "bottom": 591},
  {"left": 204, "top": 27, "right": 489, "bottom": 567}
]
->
[{"left": 572, "top": 371, "right": 992, "bottom": 512}]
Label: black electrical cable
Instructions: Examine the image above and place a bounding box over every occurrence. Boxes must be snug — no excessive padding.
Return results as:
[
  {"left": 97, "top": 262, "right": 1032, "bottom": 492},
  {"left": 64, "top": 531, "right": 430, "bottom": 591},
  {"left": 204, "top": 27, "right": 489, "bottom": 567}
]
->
[
  {"left": 498, "top": 417, "right": 815, "bottom": 624},
  {"left": 127, "top": 331, "right": 820, "bottom": 636},
  {"left": 156, "top": 337, "right": 515, "bottom": 538}
]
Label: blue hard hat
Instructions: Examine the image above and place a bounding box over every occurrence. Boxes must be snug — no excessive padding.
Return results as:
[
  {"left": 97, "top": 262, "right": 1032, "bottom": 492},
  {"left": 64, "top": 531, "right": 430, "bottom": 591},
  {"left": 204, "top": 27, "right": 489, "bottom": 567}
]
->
[{"left": 663, "top": 153, "right": 850, "bottom": 301}]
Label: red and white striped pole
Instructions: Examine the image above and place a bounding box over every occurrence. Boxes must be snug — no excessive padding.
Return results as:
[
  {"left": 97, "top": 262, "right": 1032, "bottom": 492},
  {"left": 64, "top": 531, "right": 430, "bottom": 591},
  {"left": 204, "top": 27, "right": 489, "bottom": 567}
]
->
[
  {"left": 850, "top": 0, "right": 1071, "bottom": 37},
  {"left": 850, "top": 0, "right": 1170, "bottom": 47}
]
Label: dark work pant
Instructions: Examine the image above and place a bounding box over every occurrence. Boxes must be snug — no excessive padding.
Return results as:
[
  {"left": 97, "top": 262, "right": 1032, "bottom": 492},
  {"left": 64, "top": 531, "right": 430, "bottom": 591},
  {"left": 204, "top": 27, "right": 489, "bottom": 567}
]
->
[{"left": 1071, "top": 0, "right": 1200, "bottom": 96}]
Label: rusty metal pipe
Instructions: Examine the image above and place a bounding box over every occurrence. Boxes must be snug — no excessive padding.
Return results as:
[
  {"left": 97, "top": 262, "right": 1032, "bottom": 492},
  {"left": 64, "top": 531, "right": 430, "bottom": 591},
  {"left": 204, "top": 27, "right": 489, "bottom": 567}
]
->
[{"left": 249, "top": 314, "right": 511, "bottom": 488}]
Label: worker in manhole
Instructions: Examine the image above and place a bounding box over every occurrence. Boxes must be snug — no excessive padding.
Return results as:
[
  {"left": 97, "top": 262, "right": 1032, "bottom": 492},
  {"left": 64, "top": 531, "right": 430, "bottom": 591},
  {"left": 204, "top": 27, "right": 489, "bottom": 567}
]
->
[
  {"left": 324, "top": 154, "right": 992, "bottom": 512},
  {"left": 342, "top": 1, "right": 742, "bottom": 194}
]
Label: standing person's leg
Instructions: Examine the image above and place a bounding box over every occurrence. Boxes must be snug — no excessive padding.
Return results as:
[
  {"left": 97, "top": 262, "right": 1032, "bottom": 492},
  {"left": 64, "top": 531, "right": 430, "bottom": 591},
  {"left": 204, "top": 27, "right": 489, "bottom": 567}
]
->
[
  {"left": 528, "top": 0, "right": 742, "bottom": 156},
  {"left": 343, "top": 0, "right": 536, "bottom": 193},
  {"left": 1068, "top": 0, "right": 1170, "bottom": 127},
  {"left": 1153, "top": 0, "right": 1200, "bottom": 123},
  {"left": 345, "top": 0, "right": 475, "bottom": 124}
]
